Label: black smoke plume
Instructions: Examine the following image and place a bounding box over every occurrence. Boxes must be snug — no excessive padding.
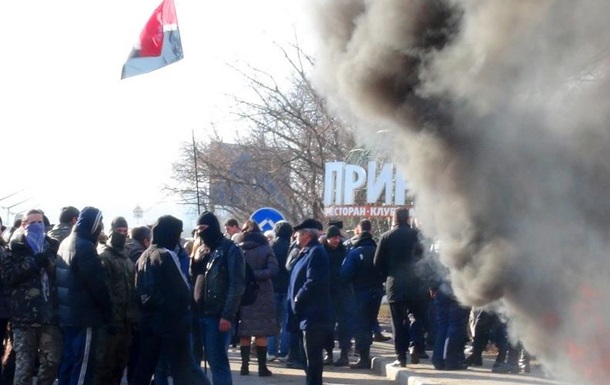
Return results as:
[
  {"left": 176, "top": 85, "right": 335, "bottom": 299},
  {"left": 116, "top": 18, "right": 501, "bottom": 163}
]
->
[{"left": 310, "top": 1, "right": 610, "bottom": 383}]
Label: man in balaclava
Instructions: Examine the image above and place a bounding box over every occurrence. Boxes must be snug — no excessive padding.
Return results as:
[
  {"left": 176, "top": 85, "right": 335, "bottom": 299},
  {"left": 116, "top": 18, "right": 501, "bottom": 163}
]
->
[
  {"left": 197, "top": 211, "right": 224, "bottom": 251},
  {"left": 132, "top": 215, "right": 195, "bottom": 385},
  {"left": 97, "top": 216, "right": 137, "bottom": 385},
  {"left": 56, "top": 206, "right": 113, "bottom": 385},
  {"left": 192, "top": 211, "right": 245, "bottom": 385}
]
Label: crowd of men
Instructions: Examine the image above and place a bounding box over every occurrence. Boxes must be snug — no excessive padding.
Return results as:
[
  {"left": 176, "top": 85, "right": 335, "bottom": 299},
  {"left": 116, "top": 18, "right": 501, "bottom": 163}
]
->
[{"left": 0, "top": 206, "right": 529, "bottom": 385}]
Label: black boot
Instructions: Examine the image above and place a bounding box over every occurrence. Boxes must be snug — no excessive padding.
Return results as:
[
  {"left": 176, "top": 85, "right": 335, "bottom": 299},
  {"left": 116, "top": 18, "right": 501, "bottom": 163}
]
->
[
  {"left": 333, "top": 349, "right": 349, "bottom": 366},
  {"left": 350, "top": 349, "right": 370, "bottom": 369},
  {"left": 257, "top": 346, "right": 273, "bottom": 377},
  {"left": 240, "top": 345, "right": 250, "bottom": 375},
  {"left": 465, "top": 352, "right": 483, "bottom": 366},
  {"left": 410, "top": 351, "right": 420, "bottom": 365}
]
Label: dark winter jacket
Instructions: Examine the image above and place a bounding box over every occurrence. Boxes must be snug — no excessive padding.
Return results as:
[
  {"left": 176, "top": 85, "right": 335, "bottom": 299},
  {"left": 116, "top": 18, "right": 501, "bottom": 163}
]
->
[
  {"left": 3, "top": 233, "right": 59, "bottom": 326},
  {"left": 235, "top": 230, "right": 279, "bottom": 336},
  {"left": 285, "top": 242, "right": 300, "bottom": 272},
  {"left": 135, "top": 245, "right": 191, "bottom": 336},
  {"left": 126, "top": 239, "right": 146, "bottom": 264},
  {"left": 322, "top": 239, "right": 348, "bottom": 290},
  {"left": 287, "top": 238, "right": 332, "bottom": 332},
  {"left": 192, "top": 238, "right": 245, "bottom": 321},
  {"left": 0, "top": 245, "right": 10, "bottom": 319},
  {"left": 270, "top": 221, "right": 292, "bottom": 295},
  {"left": 56, "top": 207, "right": 112, "bottom": 327},
  {"left": 373, "top": 224, "right": 425, "bottom": 302},
  {"left": 135, "top": 215, "right": 191, "bottom": 336},
  {"left": 340, "top": 232, "right": 384, "bottom": 290}
]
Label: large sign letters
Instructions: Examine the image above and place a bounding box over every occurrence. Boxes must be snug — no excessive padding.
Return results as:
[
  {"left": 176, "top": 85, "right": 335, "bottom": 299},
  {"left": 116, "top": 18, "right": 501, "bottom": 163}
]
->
[{"left": 323, "top": 161, "right": 409, "bottom": 206}]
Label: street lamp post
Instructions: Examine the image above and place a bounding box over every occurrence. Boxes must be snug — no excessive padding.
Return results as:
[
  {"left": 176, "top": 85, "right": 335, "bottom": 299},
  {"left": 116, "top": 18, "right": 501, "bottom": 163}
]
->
[{"left": 133, "top": 205, "right": 144, "bottom": 225}]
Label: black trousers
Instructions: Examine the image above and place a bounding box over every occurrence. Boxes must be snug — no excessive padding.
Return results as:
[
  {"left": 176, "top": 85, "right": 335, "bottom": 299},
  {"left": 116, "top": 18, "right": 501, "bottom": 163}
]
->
[
  {"left": 389, "top": 299, "right": 428, "bottom": 359},
  {"left": 131, "top": 330, "right": 192, "bottom": 385},
  {"left": 301, "top": 329, "right": 326, "bottom": 385}
]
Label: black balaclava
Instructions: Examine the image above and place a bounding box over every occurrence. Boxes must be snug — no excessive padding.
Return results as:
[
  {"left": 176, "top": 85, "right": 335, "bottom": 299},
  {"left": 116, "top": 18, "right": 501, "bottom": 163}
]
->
[
  {"left": 108, "top": 216, "right": 128, "bottom": 250},
  {"left": 197, "top": 211, "right": 223, "bottom": 251},
  {"left": 152, "top": 215, "right": 183, "bottom": 250}
]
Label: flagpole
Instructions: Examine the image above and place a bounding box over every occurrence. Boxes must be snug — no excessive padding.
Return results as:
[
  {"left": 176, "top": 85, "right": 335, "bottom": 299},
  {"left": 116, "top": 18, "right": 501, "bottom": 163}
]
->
[{"left": 192, "top": 128, "right": 201, "bottom": 215}]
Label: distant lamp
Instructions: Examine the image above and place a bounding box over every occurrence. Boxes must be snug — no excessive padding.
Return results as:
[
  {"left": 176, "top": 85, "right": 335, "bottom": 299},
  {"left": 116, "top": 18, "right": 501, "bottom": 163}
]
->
[{"left": 133, "top": 205, "right": 144, "bottom": 224}]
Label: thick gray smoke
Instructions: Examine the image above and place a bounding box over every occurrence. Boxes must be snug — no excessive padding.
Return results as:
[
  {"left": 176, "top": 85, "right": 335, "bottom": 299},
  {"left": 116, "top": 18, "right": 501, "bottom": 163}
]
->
[{"left": 310, "top": 1, "right": 610, "bottom": 383}]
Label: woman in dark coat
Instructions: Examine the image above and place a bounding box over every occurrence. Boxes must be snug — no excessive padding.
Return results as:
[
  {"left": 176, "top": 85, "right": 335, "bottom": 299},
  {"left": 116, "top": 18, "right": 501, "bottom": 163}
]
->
[{"left": 234, "top": 220, "right": 279, "bottom": 377}]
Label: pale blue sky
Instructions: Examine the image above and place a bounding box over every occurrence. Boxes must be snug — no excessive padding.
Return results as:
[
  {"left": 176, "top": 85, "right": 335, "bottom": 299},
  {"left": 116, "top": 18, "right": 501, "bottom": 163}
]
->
[{"left": 1, "top": 0, "right": 313, "bottom": 228}]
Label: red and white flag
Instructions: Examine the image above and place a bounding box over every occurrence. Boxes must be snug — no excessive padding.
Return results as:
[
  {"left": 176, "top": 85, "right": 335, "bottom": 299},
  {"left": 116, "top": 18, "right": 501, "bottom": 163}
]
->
[{"left": 121, "top": 0, "right": 184, "bottom": 79}]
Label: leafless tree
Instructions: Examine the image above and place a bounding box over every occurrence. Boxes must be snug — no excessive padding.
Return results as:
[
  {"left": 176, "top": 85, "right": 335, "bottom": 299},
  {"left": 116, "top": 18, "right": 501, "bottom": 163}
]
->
[{"left": 167, "top": 43, "right": 356, "bottom": 223}]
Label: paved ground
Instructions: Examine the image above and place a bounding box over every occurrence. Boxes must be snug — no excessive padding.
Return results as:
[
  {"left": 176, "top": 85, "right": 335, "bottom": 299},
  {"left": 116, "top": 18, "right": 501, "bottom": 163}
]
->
[
  {"left": 126, "top": 317, "right": 563, "bottom": 385},
  {"left": 224, "top": 315, "right": 564, "bottom": 385},
  {"left": 223, "top": 334, "right": 561, "bottom": 385},
  {"left": 226, "top": 345, "right": 393, "bottom": 385},
  {"left": 369, "top": 340, "right": 560, "bottom": 385}
]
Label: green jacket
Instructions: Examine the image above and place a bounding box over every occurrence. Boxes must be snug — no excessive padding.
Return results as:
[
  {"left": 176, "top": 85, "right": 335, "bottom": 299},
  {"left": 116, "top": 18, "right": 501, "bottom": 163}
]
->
[{"left": 98, "top": 244, "right": 137, "bottom": 326}]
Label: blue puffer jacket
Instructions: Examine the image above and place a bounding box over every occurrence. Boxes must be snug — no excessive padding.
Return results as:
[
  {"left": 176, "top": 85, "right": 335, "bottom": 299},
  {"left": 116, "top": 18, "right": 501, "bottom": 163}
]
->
[{"left": 56, "top": 207, "right": 112, "bottom": 327}]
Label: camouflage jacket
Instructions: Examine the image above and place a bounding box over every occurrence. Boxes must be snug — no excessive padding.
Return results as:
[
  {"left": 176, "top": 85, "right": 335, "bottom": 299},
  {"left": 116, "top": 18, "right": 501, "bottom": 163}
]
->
[
  {"left": 98, "top": 244, "right": 137, "bottom": 326},
  {"left": 47, "top": 224, "right": 73, "bottom": 244},
  {"left": 2, "top": 233, "right": 59, "bottom": 326},
  {"left": 0, "top": 245, "right": 11, "bottom": 319}
]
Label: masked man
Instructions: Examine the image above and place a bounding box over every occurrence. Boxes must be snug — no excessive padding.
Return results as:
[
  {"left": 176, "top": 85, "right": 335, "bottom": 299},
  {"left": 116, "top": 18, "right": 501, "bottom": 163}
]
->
[
  {"left": 2, "top": 209, "right": 62, "bottom": 385},
  {"left": 192, "top": 211, "right": 245, "bottom": 385},
  {"left": 97, "top": 217, "right": 136, "bottom": 385}
]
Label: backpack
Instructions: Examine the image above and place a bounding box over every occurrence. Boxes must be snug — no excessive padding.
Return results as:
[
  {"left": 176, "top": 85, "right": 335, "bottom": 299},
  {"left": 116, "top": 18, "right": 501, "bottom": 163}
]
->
[{"left": 221, "top": 241, "right": 259, "bottom": 307}]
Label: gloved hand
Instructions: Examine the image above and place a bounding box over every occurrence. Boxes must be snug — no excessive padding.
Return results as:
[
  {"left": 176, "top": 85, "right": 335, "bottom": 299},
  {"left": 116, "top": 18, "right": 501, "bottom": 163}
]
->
[{"left": 33, "top": 253, "right": 50, "bottom": 269}]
